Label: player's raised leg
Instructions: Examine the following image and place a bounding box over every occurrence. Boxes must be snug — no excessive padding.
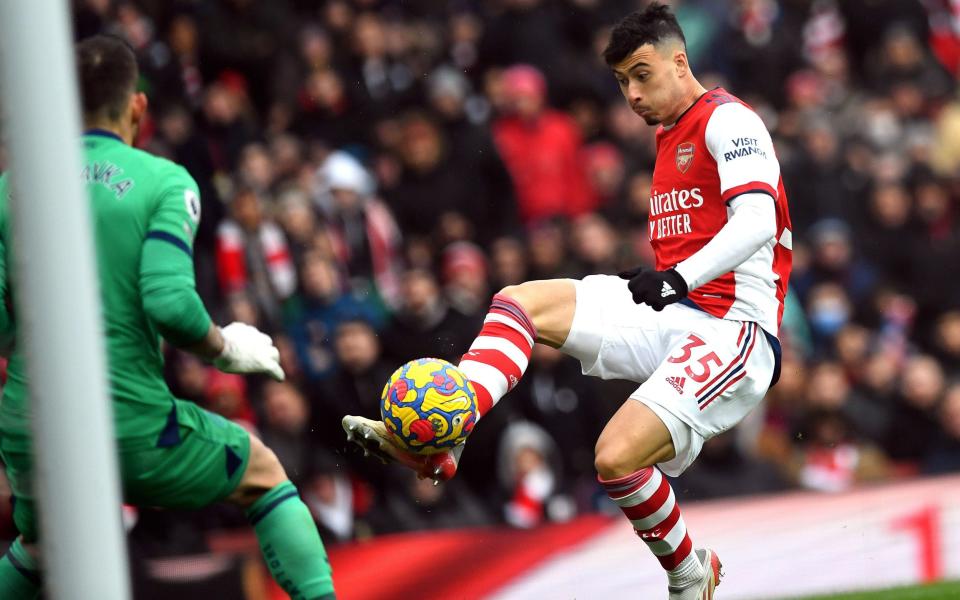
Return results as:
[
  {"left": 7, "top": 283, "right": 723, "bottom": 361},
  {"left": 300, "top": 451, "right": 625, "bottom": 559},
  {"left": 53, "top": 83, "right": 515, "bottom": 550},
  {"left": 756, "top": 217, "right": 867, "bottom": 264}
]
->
[
  {"left": 457, "top": 280, "right": 574, "bottom": 414},
  {"left": 343, "top": 279, "right": 575, "bottom": 480},
  {"left": 228, "top": 433, "right": 335, "bottom": 600}
]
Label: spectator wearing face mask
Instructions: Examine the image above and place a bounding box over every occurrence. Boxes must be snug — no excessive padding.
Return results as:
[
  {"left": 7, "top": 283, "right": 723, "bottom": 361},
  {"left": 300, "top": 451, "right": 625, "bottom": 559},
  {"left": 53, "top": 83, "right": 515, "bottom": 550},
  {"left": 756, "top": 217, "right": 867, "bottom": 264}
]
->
[{"left": 794, "top": 219, "right": 877, "bottom": 306}]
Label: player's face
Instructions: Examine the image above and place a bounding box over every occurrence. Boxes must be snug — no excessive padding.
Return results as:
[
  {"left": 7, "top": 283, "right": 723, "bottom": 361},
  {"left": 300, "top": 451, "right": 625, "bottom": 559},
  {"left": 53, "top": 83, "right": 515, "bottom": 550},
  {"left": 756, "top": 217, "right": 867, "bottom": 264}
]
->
[{"left": 611, "top": 43, "right": 684, "bottom": 126}]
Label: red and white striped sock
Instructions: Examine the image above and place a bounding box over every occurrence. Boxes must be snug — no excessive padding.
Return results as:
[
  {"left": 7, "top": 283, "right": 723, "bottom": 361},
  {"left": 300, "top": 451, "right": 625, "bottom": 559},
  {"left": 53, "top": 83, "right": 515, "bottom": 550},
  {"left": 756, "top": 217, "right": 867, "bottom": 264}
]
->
[
  {"left": 600, "top": 467, "right": 703, "bottom": 585},
  {"left": 457, "top": 293, "right": 536, "bottom": 418}
]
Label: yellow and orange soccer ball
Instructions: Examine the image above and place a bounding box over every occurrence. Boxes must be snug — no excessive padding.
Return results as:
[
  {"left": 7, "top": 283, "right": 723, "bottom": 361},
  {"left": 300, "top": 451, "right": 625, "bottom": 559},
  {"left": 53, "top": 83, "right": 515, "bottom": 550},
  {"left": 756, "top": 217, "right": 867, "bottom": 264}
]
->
[{"left": 380, "top": 358, "right": 478, "bottom": 455}]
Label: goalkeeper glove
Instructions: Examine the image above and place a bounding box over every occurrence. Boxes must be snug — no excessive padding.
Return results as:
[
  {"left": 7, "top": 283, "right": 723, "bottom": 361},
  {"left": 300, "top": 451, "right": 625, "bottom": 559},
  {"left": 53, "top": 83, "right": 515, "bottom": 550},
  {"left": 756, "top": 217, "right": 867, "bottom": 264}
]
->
[
  {"left": 213, "top": 322, "right": 285, "bottom": 381},
  {"left": 618, "top": 266, "right": 689, "bottom": 311}
]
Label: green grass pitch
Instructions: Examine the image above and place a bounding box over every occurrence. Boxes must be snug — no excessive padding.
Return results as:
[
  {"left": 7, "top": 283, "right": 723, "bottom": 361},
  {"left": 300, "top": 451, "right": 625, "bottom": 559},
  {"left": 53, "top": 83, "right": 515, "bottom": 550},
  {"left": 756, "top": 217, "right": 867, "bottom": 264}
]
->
[{"left": 788, "top": 580, "right": 960, "bottom": 600}]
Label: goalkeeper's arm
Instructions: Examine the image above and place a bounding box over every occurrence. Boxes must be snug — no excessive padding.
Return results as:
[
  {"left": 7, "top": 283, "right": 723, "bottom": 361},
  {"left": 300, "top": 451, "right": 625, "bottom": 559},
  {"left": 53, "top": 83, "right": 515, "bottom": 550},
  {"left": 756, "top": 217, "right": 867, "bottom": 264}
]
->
[
  {"left": 140, "top": 173, "right": 283, "bottom": 380},
  {"left": 0, "top": 231, "right": 13, "bottom": 355}
]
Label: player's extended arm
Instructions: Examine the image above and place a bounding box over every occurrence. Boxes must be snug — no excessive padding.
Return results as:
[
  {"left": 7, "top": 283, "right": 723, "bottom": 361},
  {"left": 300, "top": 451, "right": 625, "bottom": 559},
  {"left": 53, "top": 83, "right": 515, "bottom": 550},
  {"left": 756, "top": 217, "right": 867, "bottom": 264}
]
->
[
  {"left": 620, "top": 194, "right": 776, "bottom": 309},
  {"left": 140, "top": 176, "right": 283, "bottom": 380},
  {"left": 0, "top": 231, "right": 12, "bottom": 355},
  {"left": 673, "top": 193, "right": 776, "bottom": 290},
  {"left": 140, "top": 228, "right": 285, "bottom": 380},
  {"left": 139, "top": 234, "right": 213, "bottom": 348}
]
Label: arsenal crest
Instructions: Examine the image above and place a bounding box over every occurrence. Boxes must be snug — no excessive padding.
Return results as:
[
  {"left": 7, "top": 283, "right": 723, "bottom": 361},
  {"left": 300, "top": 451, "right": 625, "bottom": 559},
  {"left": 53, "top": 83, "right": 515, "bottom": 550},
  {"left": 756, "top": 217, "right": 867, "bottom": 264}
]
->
[{"left": 676, "top": 142, "right": 695, "bottom": 173}]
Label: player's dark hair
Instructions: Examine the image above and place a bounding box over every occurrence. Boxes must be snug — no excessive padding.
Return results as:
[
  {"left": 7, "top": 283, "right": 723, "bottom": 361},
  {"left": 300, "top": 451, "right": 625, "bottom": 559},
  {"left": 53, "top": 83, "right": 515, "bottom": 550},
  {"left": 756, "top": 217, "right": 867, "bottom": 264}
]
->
[
  {"left": 76, "top": 35, "right": 139, "bottom": 121},
  {"left": 602, "top": 2, "right": 686, "bottom": 66}
]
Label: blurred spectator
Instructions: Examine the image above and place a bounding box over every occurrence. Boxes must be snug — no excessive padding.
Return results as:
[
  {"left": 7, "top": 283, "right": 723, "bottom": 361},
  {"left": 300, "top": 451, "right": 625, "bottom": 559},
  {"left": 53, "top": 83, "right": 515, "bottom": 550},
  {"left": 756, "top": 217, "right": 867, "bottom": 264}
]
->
[
  {"left": 489, "top": 236, "right": 530, "bottom": 289},
  {"left": 569, "top": 213, "right": 621, "bottom": 275},
  {"left": 426, "top": 66, "right": 520, "bottom": 242},
  {"left": 931, "top": 310, "right": 960, "bottom": 376},
  {"left": 497, "top": 421, "right": 570, "bottom": 528},
  {"left": 492, "top": 65, "right": 598, "bottom": 224},
  {"left": 884, "top": 354, "right": 946, "bottom": 463},
  {"left": 527, "top": 218, "right": 580, "bottom": 280},
  {"left": 294, "top": 67, "right": 367, "bottom": 147},
  {"left": 805, "top": 283, "right": 854, "bottom": 353},
  {"left": 923, "top": 382, "right": 960, "bottom": 474},
  {"left": 381, "top": 269, "right": 480, "bottom": 364},
  {"left": 343, "top": 12, "right": 418, "bottom": 119},
  {"left": 441, "top": 241, "right": 490, "bottom": 317},
  {"left": 478, "top": 0, "right": 584, "bottom": 95},
  {"left": 805, "top": 360, "right": 891, "bottom": 445},
  {"left": 199, "top": 79, "right": 257, "bottom": 172},
  {"left": 276, "top": 184, "right": 320, "bottom": 269},
  {"left": 858, "top": 182, "right": 916, "bottom": 291},
  {"left": 388, "top": 109, "right": 519, "bottom": 247},
  {"left": 284, "top": 253, "right": 382, "bottom": 382},
  {"left": 866, "top": 25, "right": 954, "bottom": 99},
  {"left": 721, "top": 0, "right": 805, "bottom": 106},
  {"left": 794, "top": 219, "right": 876, "bottom": 306},
  {"left": 791, "top": 409, "right": 890, "bottom": 492},
  {"left": 216, "top": 186, "right": 297, "bottom": 327},
  {"left": 377, "top": 468, "right": 492, "bottom": 533},
  {"left": 582, "top": 141, "right": 626, "bottom": 208},
  {"left": 314, "top": 319, "right": 394, "bottom": 457},
  {"left": 301, "top": 451, "right": 374, "bottom": 543},
  {"left": 166, "top": 352, "right": 211, "bottom": 406},
  {"left": 674, "top": 431, "right": 790, "bottom": 501},
  {"left": 260, "top": 381, "right": 314, "bottom": 483},
  {"left": 204, "top": 370, "right": 257, "bottom": 434},
  {"left": 315, "top": 150, "right": 403, "bottom": 307},
  {"left": 783, "top": 120, "right": 855, "bottom": 232},
  {"left": 511, "top": 344, "right": 604, "bottom": 491},
  {"left": 196, "top": 0, "right": 296, "bottom": 113}
]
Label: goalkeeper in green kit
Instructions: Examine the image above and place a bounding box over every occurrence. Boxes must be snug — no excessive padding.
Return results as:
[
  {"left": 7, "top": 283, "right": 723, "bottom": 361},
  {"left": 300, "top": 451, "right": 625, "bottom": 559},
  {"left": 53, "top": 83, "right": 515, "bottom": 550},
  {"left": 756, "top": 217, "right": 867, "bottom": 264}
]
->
[{"left": 0, "top": 35, "right": 335, "bottom": 599}]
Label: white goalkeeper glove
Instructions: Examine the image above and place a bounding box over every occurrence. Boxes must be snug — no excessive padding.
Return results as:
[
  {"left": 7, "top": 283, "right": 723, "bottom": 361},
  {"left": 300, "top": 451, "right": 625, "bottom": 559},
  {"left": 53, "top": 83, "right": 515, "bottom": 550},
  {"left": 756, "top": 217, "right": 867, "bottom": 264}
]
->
[{"left": 213, "top": 322, "right": 285, "bottom": 381}]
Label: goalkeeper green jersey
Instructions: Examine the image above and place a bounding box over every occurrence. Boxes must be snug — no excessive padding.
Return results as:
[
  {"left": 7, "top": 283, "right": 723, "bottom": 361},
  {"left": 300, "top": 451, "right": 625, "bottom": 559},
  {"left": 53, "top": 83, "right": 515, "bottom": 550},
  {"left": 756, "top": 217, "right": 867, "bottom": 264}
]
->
[{"left": 0, "top": 130, "right": 213, "bottom": 449}]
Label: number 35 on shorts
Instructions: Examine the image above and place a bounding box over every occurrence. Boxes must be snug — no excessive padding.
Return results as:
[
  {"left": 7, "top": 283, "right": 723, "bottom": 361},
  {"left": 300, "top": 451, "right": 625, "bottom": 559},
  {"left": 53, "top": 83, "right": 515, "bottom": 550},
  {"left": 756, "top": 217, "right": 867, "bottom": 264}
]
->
[{"left": 663, "top": 322, "right": 761, "bottom": 412}]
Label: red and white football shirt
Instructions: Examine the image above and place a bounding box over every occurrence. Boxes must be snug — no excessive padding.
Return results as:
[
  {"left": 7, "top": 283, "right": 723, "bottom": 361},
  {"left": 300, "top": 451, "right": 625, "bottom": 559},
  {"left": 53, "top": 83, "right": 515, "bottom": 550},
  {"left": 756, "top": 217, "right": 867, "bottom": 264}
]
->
[{"left": 650, "top": 88, "right": 793, "bottom": 336}]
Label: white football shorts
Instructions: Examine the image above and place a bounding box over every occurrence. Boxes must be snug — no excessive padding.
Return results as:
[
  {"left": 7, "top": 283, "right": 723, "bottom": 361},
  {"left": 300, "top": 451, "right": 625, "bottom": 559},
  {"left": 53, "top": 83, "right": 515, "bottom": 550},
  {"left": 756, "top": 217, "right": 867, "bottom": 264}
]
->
[{"left": 560, "top": 274, "right": 776, "bottom": 476}]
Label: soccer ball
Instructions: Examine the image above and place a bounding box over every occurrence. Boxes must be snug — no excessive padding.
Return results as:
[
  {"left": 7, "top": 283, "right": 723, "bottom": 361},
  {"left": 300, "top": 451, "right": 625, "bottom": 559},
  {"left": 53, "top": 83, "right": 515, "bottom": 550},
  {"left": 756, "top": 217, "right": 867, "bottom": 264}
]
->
[{"left": 380, "top": 357, "right": 478, "bottom": 455}]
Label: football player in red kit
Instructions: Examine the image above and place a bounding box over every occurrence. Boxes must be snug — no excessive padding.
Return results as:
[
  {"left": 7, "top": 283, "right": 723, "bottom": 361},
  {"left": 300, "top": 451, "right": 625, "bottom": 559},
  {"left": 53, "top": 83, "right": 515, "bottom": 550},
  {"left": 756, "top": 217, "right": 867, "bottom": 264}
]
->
[{"left": 344, "top": 3, "right": 792, "bottom": 598}]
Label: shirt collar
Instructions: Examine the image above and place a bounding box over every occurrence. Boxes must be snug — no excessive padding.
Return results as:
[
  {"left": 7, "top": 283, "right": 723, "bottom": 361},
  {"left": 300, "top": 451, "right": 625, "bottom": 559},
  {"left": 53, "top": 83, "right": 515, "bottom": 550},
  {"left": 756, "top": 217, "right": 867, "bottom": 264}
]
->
[{"left": 83, "top": 128, "right": 123, "bottom": 143}]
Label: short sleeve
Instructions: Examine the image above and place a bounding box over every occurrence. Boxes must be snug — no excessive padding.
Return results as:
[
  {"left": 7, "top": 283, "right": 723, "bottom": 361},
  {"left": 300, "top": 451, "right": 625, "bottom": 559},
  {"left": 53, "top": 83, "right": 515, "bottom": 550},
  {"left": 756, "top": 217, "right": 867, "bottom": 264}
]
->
[
  {"left": 704, "top": 103, "right": 780, "bottom": 204},
  {"left": 146, "top": 166, "right": 202, "bottom": 256}
]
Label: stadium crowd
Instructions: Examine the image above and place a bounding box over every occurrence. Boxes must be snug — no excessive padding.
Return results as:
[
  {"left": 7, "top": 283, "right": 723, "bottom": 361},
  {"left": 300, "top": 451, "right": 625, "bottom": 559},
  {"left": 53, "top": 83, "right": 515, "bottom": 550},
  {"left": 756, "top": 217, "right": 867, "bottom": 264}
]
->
[{"left": 4, "top": 0, "right": 960, "bottom": 580}]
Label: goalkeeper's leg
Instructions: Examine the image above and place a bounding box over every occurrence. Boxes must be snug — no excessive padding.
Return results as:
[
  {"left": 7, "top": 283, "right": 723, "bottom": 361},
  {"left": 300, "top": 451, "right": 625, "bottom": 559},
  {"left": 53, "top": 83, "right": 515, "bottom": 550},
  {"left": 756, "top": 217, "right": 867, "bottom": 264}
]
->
[
  {"left": 0, "top": 537, "right": 40, "bottom": 599},
  {"left": 228, "top": 434, "right": 335, "bottom": 600}
]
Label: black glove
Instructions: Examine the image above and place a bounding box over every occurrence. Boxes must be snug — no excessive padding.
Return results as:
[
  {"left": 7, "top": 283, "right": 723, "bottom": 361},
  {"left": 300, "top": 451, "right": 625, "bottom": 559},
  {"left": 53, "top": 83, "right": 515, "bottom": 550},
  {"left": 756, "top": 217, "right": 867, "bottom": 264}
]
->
[{"left": 618, "top": 266, "right": 689, "bottom": 311}]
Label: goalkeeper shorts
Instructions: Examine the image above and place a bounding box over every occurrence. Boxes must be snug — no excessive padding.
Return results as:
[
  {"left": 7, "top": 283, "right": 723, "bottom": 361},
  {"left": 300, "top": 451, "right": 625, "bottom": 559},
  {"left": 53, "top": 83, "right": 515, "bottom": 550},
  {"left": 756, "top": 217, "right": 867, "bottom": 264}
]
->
[{"left": 0, "top": 399, "right": 250, "bottom": 543}]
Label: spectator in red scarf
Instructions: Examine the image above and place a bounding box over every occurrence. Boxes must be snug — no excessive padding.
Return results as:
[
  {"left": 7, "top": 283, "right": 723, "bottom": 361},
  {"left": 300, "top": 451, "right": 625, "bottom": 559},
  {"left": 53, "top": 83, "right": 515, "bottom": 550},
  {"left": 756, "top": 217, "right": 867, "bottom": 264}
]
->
[
  {"left": 216, "top": 186, "right": 297, "bottom": 328},
  {"left": 314, "top": 150, "right": 403, "bottom": 308}
]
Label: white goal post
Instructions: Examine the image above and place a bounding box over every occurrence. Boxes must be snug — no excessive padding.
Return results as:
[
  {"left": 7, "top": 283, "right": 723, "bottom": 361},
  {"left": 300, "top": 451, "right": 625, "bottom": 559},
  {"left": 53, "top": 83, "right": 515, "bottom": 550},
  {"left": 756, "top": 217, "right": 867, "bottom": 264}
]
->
[{"left": 0, "top": 1, "right": 130, "bottom": 598}]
